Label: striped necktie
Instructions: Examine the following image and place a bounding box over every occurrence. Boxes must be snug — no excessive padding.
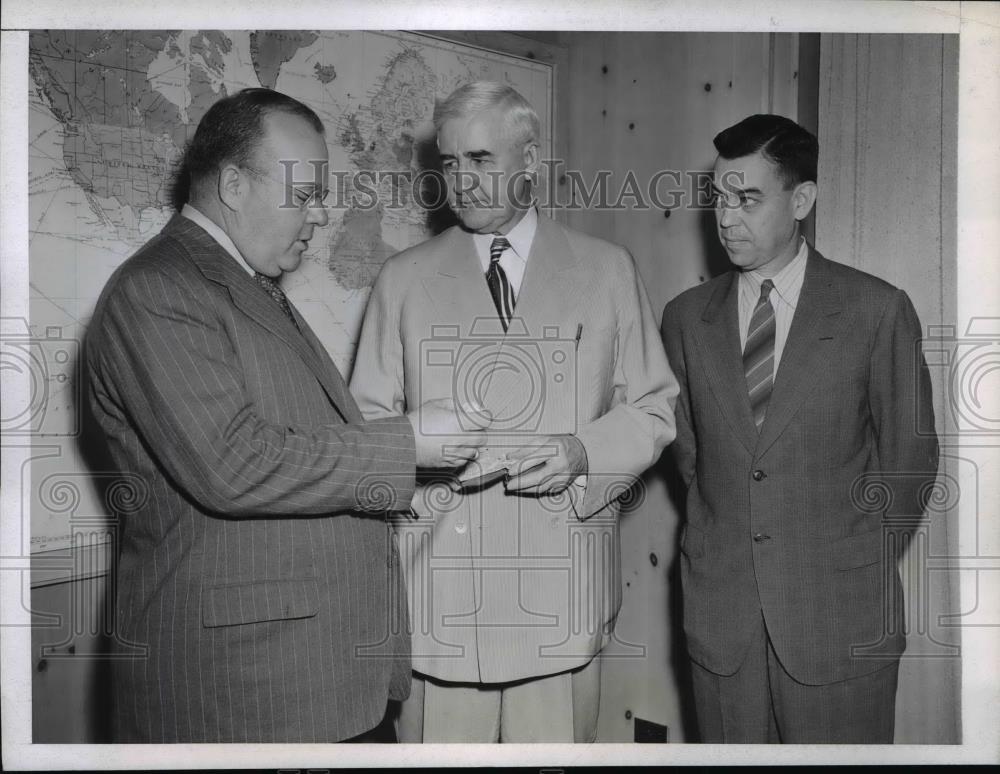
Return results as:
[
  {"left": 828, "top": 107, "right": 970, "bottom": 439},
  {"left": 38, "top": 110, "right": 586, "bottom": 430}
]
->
[
  {"left": 486, "top": 236, "right": 515, "bottom": 331},
  {"left": 743, "top": 279, "right": 776, "bottom": 431},
  {"left": 254, "top": 272, "right": 299, "bottom": 330}
]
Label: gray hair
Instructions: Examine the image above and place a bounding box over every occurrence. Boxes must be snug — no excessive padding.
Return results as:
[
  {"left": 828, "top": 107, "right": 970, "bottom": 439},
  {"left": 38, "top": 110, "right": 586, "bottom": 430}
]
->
[{"left": 433, "top": 81, "right": 540, "bottom": 149}]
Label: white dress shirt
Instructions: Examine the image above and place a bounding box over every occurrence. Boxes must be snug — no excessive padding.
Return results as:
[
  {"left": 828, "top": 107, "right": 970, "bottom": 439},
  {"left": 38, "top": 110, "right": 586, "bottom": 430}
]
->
[
  {"left": 738, "top": 237, "right": 809, "bottom": 374},
  {"left": 181, "top": 204, "right": 255, "bottom": 276},
  {"left": 472, "top": 206, "right": 537, "bottom": 298}
]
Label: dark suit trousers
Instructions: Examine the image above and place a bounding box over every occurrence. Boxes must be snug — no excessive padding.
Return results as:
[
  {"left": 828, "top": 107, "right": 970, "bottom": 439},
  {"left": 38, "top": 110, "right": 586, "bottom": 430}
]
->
[
  {"left": 690, "top": 612, "right": 898, "bottom": 743},
  {"left": 344, "top": 706, "right": 399, "bottom": 743}
]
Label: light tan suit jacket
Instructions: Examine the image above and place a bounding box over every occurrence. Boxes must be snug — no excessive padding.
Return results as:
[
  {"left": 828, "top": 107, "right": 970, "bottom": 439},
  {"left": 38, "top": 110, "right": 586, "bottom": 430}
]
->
[{"left": 351, "top": 212, "right": 678, "bottom": 683}]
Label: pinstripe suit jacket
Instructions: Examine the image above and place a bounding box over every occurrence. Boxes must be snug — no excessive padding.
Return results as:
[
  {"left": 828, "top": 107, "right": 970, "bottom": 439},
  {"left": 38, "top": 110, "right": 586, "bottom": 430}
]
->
[
  {"left": 350, "top": 212, "right": 678, "bottom": 684},
  {"left": 86, "top": 214, "right": 417, "bottom": 742},
  {"left": 660, "top": 248, "right": 939, "bottom": 685}
]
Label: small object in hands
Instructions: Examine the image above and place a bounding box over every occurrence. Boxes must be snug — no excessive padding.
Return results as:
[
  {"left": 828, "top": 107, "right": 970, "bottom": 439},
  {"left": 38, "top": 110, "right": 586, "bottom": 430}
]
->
[
  {"left": 456, "top": 447, "right": 544, "bottom": 490},
  {"left": 458, "top": 399, "right": 491, "bottom": 429}
]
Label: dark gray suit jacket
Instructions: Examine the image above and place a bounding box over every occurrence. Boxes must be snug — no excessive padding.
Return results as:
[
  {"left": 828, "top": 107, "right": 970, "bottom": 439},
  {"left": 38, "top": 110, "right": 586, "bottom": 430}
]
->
[
  {"left": 86, "top": 214, "right": 416, "bottom": 742},
  {"left": 661, "top": 247, "right": 939, "bottom": 685}
]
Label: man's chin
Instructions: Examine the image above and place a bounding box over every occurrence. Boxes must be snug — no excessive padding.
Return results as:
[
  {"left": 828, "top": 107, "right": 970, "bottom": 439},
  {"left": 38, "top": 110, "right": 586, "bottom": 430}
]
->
[
  {"left": 721, "top": 244, "right": 754, "bottom": 267},
  {"left": 453, "top": 206, "right": 517, "bottom": 235},
  {"left": 277, "top": 250, "right": 305, "bottom": 274},
  {"left": 453, "top": 209, "right": 491, "bottom": 231}
]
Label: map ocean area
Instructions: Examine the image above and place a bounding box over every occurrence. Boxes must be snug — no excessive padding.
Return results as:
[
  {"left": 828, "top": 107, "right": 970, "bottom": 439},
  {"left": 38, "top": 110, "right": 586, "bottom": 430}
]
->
[{"left": 24, "top": 29, "right": 552, "bottom": 556}]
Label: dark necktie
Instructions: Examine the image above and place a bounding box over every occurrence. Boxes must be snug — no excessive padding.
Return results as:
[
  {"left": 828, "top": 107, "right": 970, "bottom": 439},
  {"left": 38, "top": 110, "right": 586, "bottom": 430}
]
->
[
  {"left": 743, "top": 279, "right": 776, "bottom": 431},
  {"left": 254, "top": 272, "right": 299, "bottom": 329},
  {"left": 486, "top": 237, "right": 515, "bottom": 332}
]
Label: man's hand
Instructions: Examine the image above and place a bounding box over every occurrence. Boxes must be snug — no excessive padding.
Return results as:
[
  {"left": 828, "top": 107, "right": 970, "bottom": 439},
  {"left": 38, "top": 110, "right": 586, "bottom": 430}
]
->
[
  {"left": 407, "top": 398, "right": 490, "bottom": 468},
  {"left": 504, "top": 434, "right": 588, "bottom": 495}
]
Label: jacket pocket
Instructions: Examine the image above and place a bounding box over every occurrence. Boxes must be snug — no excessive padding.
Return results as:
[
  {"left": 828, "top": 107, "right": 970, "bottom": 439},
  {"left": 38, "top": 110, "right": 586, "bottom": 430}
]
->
[
  {"left": 202, "top": 578, "right": 320, "bottom": 627},
  {"left": 831, "top": 527, "right": 885, "bottom": 570}
]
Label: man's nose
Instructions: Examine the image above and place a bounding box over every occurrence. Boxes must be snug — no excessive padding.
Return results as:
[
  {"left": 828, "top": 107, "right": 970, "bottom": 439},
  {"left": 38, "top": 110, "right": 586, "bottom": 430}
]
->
[
  {"left": 717, "top": 201, "right": 739, "bottom": 228},
  {"left": 306, "top": 202, "right": 329, "bottom": 227},
  {"left": 451, "top": 168, "right": 480, "bottom": 197}
]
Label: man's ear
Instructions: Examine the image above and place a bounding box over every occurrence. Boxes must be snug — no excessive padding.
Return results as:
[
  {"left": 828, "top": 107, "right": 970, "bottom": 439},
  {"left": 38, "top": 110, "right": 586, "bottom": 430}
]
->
[
  {"left": 792, "top": 180, "right": 818, "bottom": 221},
  {"left": 522, "top": 140, "right": 540, "bottom": 176},
  {"left": 218, "top": 163, "right": 246, "bottom": 212}
]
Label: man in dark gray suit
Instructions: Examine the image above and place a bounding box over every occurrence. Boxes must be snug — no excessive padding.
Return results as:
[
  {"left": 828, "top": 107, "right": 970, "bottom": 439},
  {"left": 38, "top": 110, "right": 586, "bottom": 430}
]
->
[
  {"left": 86, "top": 88, "right": 485, "bottom": 743},
  {"left": 660, "top": 114, "right": 939, "bottom": 743}
]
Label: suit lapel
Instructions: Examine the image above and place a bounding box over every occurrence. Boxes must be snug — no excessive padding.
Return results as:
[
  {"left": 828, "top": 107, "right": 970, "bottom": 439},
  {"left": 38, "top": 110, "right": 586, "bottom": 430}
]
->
[
  {"left": 420, "top": 226, "right": 499, "bottom": 328},
  {"left": 694, "top": 272, "right": 760, "bottom": 455},
  {"left": 755, "top": 248, "right": 844, "bottom": 457},
  {"left": 512, "top": 213, "right": 583, "bottom": 324},
  {"left": 294, "top": 314, "right": 363, "bottom": 423},
  {"left": 168, "top": 215, "right": 358, "bottom": 423}
]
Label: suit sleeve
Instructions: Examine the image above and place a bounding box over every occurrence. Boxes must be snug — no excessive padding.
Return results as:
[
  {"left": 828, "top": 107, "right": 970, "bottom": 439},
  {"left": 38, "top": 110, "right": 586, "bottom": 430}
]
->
[
  {"left": 351, "top": 257, "right": 432, "bottom": 516},
  {"left": 350, "top": 257, "right": 407, "bottom": 420},
  {"left": 867, "top": 288, "right": 940, "bottom": 518},
  {"left": 90, "top": 268, "right": 415, "bottom": 517},
  {"left": 574, "top": 249, "right": 680, "bottom": 519},
  {"left": 660, "top": 299, "right": 697, "bottom": 489}
]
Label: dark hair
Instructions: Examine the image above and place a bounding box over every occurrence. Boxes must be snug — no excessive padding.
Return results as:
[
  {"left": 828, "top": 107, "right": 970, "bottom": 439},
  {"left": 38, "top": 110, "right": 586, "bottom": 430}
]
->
[
  {"left": 713, "top": 114, "right": 818, "bottom": 188},
  {"left": 172, "top": 88, "right": 324, "bottom": 208}
]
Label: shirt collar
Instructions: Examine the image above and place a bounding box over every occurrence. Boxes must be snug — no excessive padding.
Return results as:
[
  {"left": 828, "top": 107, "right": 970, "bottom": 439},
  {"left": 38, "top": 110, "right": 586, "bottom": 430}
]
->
[
  {"left": 743, "top": 236, "right": 808, "bottom": 307},
  {"left": 472, "top": 206, "right": 538, "bottom": 264},
  {"left": 181, "top": 203, "right": 255, "bottom": 276}
]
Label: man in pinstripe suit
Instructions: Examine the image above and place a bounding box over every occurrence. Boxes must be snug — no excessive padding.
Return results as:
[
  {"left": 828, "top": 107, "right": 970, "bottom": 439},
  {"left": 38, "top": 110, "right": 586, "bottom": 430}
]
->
[
  {"left": 86, "top": 89, "right": 485, "bottom": 743},
  {"left": 660, "top": 115, "right": 939, "bottom": 742}
]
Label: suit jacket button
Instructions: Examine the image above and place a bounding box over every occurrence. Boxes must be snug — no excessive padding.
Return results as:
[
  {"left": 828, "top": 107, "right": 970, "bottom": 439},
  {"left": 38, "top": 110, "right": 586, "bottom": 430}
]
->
[
  {"left": 753, "top": 533, "right": 770, "bottom": 542},
  {"left": 752, "top": 469, "right": 766, "bottom": 481}
]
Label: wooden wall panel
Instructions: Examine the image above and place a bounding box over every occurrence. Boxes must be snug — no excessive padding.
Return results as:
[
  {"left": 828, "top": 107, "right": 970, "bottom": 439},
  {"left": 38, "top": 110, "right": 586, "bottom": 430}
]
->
[{"left": 562, "top": 32, "right": 798, "bottom": 314}]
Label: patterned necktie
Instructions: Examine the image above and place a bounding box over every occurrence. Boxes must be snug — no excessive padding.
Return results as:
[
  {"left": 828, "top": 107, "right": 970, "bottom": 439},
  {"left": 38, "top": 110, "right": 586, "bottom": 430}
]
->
[
  {"left": 743, "top": 279, "right": 776, "bottom": 431},
  {"left": 254, "top": 272, "right": 299, "bottom": 329},
  {"left": 486, "top": 236, "right": 515, "bottom": 332}
]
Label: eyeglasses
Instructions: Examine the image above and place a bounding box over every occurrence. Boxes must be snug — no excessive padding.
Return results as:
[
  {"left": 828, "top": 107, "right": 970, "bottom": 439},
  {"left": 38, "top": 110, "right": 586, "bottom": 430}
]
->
[{"left": 243, "top": 165, "right": 332, "bottom": 210}]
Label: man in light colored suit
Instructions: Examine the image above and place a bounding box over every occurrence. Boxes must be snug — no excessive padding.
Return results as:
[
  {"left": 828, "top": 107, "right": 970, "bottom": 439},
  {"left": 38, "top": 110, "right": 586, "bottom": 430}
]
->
[
  {"left": 660, "top": 114, "right": 939, "bottom": 743},
  {"left": 86, "top": 88, "right": 484, "bottom": 743},
  {"left": 351, "top": 81, "right": 678, "bottom": 742}
]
